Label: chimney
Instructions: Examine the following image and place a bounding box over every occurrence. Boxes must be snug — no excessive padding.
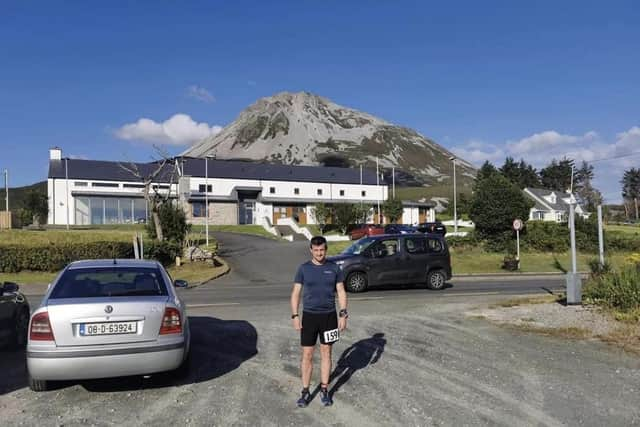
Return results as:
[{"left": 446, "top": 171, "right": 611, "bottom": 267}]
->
[{"left": 49, "top": 147, "right": 62, "bottom": 161}]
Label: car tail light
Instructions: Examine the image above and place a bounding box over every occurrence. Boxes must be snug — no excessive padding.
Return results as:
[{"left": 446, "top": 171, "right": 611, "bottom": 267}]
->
[
  {"left": 159, "top": 307, "right": 182, "bottom": 334},
  {"left": 30, "top": 311, "right": 55, "bottom": 341}
]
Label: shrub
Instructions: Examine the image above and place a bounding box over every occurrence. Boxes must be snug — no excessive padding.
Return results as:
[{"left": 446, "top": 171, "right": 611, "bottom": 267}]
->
[
  {"left": 583, "top": 267, "right": 640, "bottom": 313},
  {"left": 587, "top": 258, "right": 612, "bottom": 277},
  {"left": 522, "top": 222, "right": 569, "bottom": 252},
  {"left": 445, "top": 232, "right": 480, "bottom": 250},
  {"left": 0, "top": 241, "right": 134, "bottom": 272},
  {"left": 144, "top": 240, "right": 181, "bottom": 267},
  {"left": 146, "top": 201, "right": 190, "bottom": 246}
]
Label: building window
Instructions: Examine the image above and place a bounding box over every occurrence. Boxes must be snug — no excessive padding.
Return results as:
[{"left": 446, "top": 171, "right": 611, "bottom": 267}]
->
[
  {"left": 317, "top": 189, "right": 323, "bottom": 196},
  {"left": 294, "top": 188, "right": 300, "bottom": 195},
  {"left": 192, "top": 202, "right": 206, "bottom": 217},
  {"left": 153, "top": 184, "right": 170, "bottom": 190},
  {"left": 123, "top": 183, "right": 145, "bottom": 188},
  {"left": 74, "top": 181, "right": 88, "bottom": 187},
  {"left": 270, "top": 187, "right": 276, "bottom": 194},
  {"left": 339, "top": 190, "right": 345, "bottom": 196},
  {"left": 361, "top": 190, "right": 366, "bottom": 197},
  {"left": 198, "top": 184, "right": 212, "bottom": 193},
  {"left": 92, "top": 182, "right": 119, "bottom": 188}
]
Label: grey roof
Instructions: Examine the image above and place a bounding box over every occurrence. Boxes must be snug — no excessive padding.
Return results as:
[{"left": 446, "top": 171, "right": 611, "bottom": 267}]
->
[
  {"left": 402, "top": 200, "right": 436, "bottom": 208},
  {"left": 49, "top": 159, "right": 176, "bottom": 183},
  {"left": 525, "top": 187, "right": 571, "bottom": 212},
  {"left": 49, "top": 157, "right": 380, "bottom": 185}
]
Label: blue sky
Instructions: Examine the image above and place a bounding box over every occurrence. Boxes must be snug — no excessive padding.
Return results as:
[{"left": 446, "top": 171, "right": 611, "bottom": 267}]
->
[{"left": 1, "top": 1, "right": 638, "bottom": 202}]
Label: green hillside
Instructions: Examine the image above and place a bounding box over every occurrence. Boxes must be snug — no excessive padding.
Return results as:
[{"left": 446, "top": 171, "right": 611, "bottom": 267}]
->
[{"left": 0, "top": 180, "right": 47, "bottom": 212}]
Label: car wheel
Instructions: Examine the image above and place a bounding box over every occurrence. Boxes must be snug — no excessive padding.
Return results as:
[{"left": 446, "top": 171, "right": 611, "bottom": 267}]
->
[
  {"left": 11, "top": 308, "right": 30, "bottom": 349},
  {"left": 28, "top": 373, "right": 48, "bottom": 392},
  {"left": 346, "top": 272, "right": 368, "bottom": 293},
  {"left": 426, "top": 270, "right": 446, "bottom": 290}
]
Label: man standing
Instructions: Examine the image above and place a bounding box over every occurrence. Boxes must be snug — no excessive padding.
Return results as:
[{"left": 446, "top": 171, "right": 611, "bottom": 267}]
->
[{"left": 291, "top": 236, "right": 348, "bottom": 407}]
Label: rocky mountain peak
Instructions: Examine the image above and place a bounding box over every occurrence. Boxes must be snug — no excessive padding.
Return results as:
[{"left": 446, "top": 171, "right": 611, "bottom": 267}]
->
[{"left": 182, "top": 91, "right": 475, "bottom": 186}]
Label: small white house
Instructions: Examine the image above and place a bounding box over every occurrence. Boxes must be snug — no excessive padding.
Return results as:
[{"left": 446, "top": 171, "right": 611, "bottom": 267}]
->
[{"left": 523, "top": 187, "right": 589, "bottom": 223}]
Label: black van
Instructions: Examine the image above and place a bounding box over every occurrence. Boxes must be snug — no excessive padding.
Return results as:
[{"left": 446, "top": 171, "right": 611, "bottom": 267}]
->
[{"left": 328, "top": 234, "right": 452, "bottom": 292}]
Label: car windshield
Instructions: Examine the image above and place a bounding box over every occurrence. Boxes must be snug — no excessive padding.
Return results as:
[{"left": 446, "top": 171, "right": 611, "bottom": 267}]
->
[
  {"left": 50, "top": 267, "right": 168, "bottom": 299},
  {"left": 341, "top": 237, "right": 376, "bottom": 255}
]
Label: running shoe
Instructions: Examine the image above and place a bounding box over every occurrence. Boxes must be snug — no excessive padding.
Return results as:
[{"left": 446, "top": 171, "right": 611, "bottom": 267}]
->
[
  {"left": 320, "top": 387, "right": 333, "bottom": 407},
  {"left": 296, "top": 389, "right": 311, "bottom": 408}
]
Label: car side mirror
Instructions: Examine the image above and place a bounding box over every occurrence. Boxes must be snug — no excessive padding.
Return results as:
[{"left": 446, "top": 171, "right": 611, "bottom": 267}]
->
[
  {"left": 1, "top": 282, "right": 19, "bottom": 294},
  {"left": 173, "top": 279, "right": 189, "bottom": 288}
]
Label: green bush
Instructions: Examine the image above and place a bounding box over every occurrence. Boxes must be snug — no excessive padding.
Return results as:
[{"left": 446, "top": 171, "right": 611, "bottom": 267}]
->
[
  {"left": 146, "top": 201, "right": 191, "bottom": 246},
  {"left": 0, "top": 241, "right": 134, "bottom": 272},
  {"left": 522, "top": 222, "right": 569, "bottom": 252},
  {"left": 584, "top": 266, "right": 640, "bottom": 312},
  {"left": 445, "top": 232, "right": 480, "bottom": 250},
  {"left": 0, "top": 240, "right": 181, "bottom": 272}
]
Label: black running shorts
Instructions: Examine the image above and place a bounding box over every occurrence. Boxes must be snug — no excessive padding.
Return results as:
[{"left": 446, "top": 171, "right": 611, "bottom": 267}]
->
[{"left": 301, "top": 311, "right": 338, "bottom": 346}]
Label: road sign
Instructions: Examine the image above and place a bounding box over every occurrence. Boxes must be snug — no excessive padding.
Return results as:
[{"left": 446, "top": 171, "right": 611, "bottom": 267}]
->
[{"left": 512, "top": 218, "right": 523, "bottom": 231}]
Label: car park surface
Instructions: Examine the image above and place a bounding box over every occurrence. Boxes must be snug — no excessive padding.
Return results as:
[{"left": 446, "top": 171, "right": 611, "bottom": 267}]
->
[{"left": 26, "top": 259, "right": 191, "bottom": 391}]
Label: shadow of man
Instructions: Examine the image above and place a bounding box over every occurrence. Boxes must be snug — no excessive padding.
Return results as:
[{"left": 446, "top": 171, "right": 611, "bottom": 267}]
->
[{"left": 328, "top": 333, "right": 386, "bottom": 398}]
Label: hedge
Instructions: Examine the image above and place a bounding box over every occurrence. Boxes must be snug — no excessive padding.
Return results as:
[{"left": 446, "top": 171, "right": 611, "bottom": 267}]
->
[{"left": 0, "top": 240, "right": 181, "bottom": 273}]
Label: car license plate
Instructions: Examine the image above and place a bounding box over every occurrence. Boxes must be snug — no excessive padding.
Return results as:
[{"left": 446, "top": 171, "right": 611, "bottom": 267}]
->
[{"left": 79, "top": 321, "right": 137, "bottom": 336}]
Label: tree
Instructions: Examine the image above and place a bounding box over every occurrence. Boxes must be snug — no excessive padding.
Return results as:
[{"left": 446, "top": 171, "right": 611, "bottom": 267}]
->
[
  {"left": 382, "top": 197, "right": 404, "bottom": 223},
  {"left": 352, "top": 203, "right": 371, "bottom": 225},
  {"left": 574, "top": 161, "right": 602, "bottom": 212},
  {"left": 333, "top": 204, "right": 358, "bottom": 234},
  {"left": 311, "top": 203, "right": 332, "bottom": 234},
  {"left": 23, "top": 190, "right": 48, "bottom": 226},
  {"left": 119, "top": 151, "right": 177, "bottom": 242},
  {"left": 539, "top": 158, "right": 574, "bottom": 192},
  {"left": 470, "top": 173, "right": 533, "bottom": 239},
  {"left": 500, "top": 157, "right": 540, "bottom": 189},
  {"left": 621, "top": 167, "right": 640, "bottom": 220},
  {"left": 475, "top": 161, "right": 500, "bottom": 184},
  {"left": 146, "top": 200, "right": 190, "bottom": 246}
]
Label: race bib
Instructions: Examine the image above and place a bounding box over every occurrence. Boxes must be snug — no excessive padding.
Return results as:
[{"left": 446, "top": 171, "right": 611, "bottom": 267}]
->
[{"left": 323, "top": 328, "right": 340, "bottom": 343}]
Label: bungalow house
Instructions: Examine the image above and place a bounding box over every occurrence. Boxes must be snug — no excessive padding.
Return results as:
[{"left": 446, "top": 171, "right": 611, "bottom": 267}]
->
[
  {"left": 47, "top": 147, "right": 435, "bottom": 228},
  {"left": 523, "top": 187, "right": 588, "bottom": 223}
]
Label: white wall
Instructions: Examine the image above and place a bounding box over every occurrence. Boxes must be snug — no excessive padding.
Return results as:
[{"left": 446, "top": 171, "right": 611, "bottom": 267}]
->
[{"left": 254, "top": 201, "right": 272, "bottom": 226}]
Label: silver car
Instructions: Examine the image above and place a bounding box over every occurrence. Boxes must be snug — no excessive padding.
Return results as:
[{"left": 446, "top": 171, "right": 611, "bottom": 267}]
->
[{"left": 27, "top": 259, "right": 190, "bottom": 391}]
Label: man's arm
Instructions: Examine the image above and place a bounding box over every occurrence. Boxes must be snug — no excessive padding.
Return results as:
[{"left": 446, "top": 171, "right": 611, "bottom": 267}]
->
[
  {"left": 336, "top": 282, "right": 348, "bottom": 331},
  {"left": 290, "top": 283, "right": 302, "bottom": 330}
]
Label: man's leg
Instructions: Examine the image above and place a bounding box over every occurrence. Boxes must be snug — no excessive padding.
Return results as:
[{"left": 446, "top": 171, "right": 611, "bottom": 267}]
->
[
  {"left": 301, "top": 346, "right": 315, "bottom": 388},
  {"left": 319, "top": 343, "right": 332, "bottom": 386}
]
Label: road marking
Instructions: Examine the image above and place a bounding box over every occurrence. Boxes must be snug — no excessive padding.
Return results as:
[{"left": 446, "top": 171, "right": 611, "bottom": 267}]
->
[{"left": 187, "top": 303, "right": 241, "bottom": 308}]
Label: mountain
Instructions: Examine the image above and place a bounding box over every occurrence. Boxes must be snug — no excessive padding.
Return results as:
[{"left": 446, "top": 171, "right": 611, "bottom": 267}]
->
[{"left": 182, "top": 92, "right": 475, "bottom": 188}]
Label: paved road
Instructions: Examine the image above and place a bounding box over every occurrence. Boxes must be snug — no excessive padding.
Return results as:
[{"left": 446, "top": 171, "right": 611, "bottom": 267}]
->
[{"left": 177, "top": 232, "right": 566, "bottom": 309}]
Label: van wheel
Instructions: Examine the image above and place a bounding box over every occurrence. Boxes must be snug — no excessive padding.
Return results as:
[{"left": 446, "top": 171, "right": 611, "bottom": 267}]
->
[
  {"left": 426, "top": 270, "right": 446, "bottom": 290},
  {"left": 28, "top": 374, "right": 48, "bottom": 392},
  {"left": 346, "top": 272, "right": 368, "bottom": 293}
]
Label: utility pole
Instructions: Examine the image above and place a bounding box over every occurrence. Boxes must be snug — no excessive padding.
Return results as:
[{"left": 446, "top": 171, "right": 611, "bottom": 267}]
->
[
  {"left": 3, "top": 168, "right": 8, "bottom": 212},
  {"left": 597, "top": 205, "right": 604, "bottom": 266},
  {"left": 376, "top": 157, "right": 381, "bottom": 224},
  {"left": 65, "top": 158, "right": 70, "bottom": 230},
  {"left": 566, "top": 203, "right": 582, "bottom": 305},
  {"left": 392, "top": 166, "right": 395, "bottom": 199},
  {"left": 450, "top": 156, "right": 458, "bottom": 233},
  {"left": 205, "top": 156, "right": 210, "bottom": 247}
]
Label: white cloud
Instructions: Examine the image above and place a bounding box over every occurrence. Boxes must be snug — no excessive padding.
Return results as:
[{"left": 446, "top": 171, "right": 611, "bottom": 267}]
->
[
  {"left": 451, "top": 126, "right": 640, "bottom": 203},
  {"left": 115, "top": 114, "right": 222, "bottom": 146},
  {"left": 185, "top": 85, "right": 215, "bottom": 103}
]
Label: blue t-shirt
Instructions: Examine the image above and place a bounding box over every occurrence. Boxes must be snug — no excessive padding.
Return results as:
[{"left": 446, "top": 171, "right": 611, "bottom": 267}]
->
[{"left": 294, "top": 261, "right": 344, "bottom": 313}]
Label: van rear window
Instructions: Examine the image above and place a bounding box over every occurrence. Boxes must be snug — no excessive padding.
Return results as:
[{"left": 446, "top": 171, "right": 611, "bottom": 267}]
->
[{"left": 50, "top": 267, "right": 168, "bottom": 298}]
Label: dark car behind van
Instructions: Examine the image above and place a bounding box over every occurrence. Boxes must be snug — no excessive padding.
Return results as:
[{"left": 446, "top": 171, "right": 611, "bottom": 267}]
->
[{"left": 328, "top": 233, "right": 451, "bottom": 292}]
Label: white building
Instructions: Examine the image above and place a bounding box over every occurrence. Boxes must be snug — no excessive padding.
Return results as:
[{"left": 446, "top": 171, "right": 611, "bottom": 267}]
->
[
  {"left": 47, "top": 148, "right": 434, "bottom": 227},
  {"left": 523, "top": 187, "right": 588, "bottom": 223}
]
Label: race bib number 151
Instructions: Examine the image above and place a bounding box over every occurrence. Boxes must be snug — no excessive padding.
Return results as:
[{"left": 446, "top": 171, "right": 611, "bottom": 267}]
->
[{"left": 323, "top": 328, "right": 339, "bottom": 343}]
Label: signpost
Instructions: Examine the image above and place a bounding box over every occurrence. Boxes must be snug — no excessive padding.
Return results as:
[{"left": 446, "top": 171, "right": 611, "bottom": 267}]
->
[{"left": 512, "top": 218, "right": 522, "bottom": 269}]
